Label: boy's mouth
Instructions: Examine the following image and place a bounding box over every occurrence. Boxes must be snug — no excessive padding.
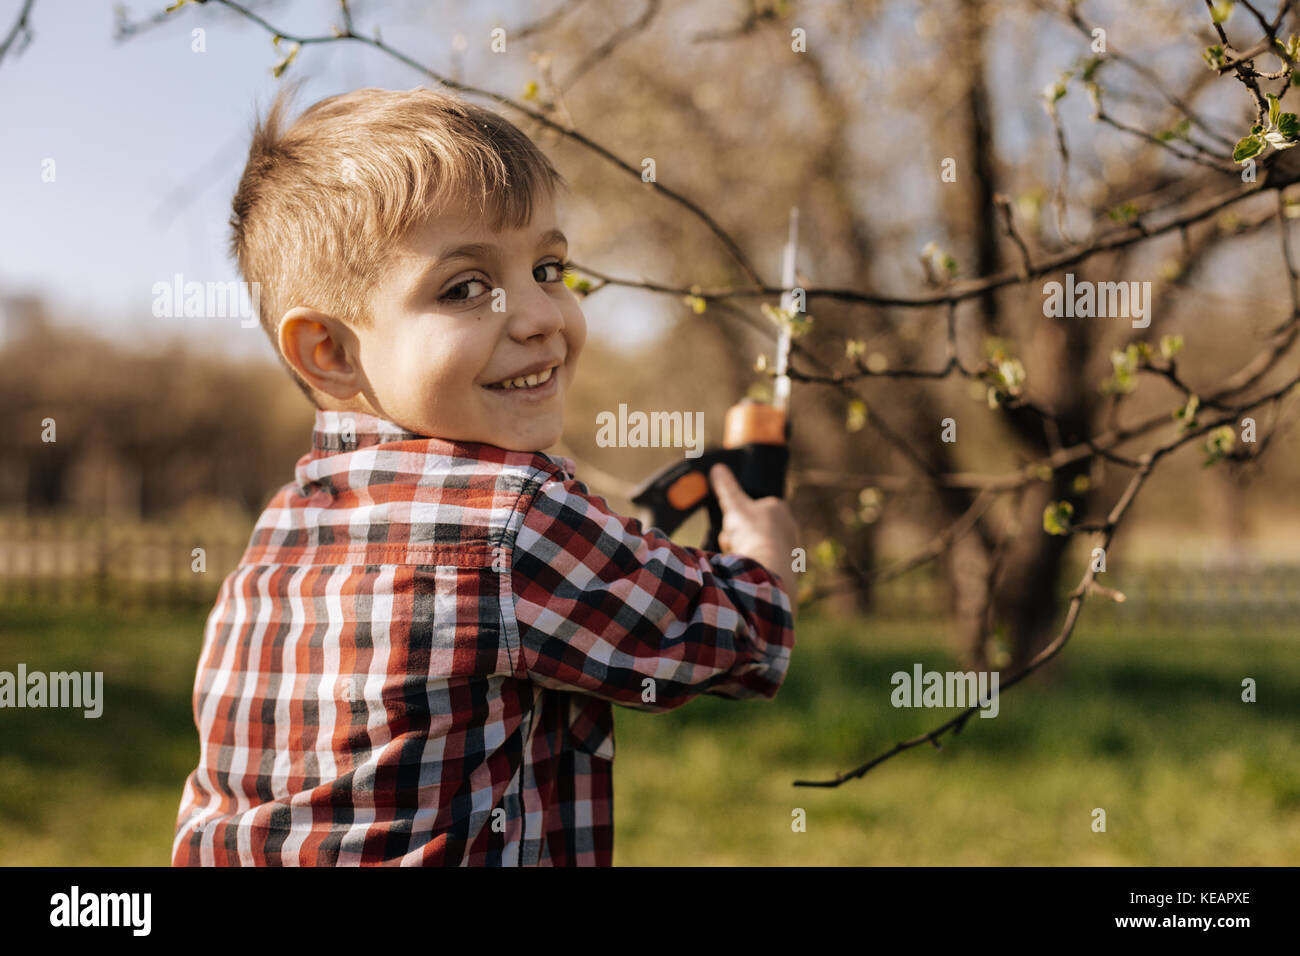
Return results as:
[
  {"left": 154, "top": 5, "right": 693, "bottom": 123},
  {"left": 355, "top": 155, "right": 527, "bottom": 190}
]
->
[{"left": 483, "top": 363, "right": 559, "bottom": 392}]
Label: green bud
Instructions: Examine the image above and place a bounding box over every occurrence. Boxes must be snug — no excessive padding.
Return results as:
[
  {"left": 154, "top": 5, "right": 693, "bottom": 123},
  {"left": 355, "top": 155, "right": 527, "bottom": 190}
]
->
[{"left": 1043, "top": 501, "right": 1074, "bottom": 536}]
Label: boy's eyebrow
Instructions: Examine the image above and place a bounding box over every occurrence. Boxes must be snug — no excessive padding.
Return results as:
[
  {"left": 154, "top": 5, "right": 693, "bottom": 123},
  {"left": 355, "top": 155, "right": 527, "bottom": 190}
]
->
[
  {"left": 407, "top": 230, "right": 569, "bottom": 300},
  {"left": 537, "top": 228, "right": 568, "bottom": 251},
  {"left": 434, "top": 230, "right": 567, "bottom": 265}
]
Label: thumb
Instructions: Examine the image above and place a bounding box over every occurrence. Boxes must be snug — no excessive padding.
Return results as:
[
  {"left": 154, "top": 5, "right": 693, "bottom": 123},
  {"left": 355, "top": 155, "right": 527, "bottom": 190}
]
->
[{"left": 709, "top": 463, "right": 751, "bottom": 513}]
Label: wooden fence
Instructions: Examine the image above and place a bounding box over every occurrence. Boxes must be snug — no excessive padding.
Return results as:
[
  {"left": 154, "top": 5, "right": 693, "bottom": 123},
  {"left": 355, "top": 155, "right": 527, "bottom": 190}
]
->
[
  {"left": 0, "top": 514, "right": 251, "bottom": 610},
  {"left": 0, "top": 513, "right": 1296, "bottom": 626},
  {"left": 850, "top": 557, "right": 1300, "bottom": 627}
]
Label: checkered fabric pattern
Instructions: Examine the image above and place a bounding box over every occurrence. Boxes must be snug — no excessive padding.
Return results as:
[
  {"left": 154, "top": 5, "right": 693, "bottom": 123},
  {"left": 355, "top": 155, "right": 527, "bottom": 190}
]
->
[{"left": 172, "top": 410, "right": 794, "bottom": 866}]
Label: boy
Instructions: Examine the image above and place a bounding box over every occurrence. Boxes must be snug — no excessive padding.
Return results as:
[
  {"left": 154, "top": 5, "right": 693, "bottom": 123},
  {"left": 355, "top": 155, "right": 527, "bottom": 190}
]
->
[{"left": 172, "top": 87, "right": 798, "bottom": 866}]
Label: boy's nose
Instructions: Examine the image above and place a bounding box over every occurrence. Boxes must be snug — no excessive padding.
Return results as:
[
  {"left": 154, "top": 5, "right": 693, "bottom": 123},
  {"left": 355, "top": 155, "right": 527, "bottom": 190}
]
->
[{"left": 505, "top": 283, "right": 565, "bottom": 341}]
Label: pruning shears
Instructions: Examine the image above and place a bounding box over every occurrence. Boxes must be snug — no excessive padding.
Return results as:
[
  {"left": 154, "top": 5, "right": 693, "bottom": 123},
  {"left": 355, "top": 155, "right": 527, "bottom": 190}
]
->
[{"left": 632, "top": 208, "right": 798, "bottom": 550}]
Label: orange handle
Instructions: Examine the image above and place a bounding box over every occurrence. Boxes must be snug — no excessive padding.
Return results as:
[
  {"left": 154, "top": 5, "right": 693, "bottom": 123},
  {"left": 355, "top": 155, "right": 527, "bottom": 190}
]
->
[{"left": 724, "top": 399, "right": 788, "bottom": 448}]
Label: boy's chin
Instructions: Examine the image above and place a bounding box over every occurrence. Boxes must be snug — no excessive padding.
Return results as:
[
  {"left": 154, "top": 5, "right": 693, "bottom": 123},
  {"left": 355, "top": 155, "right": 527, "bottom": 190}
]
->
[{"left": 490, "top": 421, "right": 563, "bottom": 453}]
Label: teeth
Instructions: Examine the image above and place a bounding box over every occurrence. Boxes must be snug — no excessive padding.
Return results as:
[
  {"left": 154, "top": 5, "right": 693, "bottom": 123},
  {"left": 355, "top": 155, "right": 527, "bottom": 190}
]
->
[{"left": 489, "top": 365, "right": 555, "bottom": 390}]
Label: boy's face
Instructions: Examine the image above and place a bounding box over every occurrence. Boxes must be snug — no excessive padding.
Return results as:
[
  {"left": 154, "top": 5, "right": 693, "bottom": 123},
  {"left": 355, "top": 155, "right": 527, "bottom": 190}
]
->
[{"left": 354, "top": 192, "right": 585, "bottom": 452}]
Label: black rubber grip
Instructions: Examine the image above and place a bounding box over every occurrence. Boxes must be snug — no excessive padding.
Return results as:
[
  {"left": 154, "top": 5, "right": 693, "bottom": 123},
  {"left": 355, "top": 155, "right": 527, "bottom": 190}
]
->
[{"left": 631, "top": 442, "right": 789, "bottom": 550}]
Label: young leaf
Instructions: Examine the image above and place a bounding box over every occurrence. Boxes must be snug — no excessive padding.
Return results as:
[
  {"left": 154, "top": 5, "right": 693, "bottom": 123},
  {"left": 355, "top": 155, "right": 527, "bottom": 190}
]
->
[
  {"left": 1101, "top": 346, "right": 1141, "bottom": 395},
  {"left": 814, "top": 538, "right": 845, "bottom": 568},
  {"left": 761, "top": 301, "right": 812, "bottom": 336},
  {"left": 1234, "top": 134, "right": 1265, "bottom": 163},
  {"left": 1107, "top": 202, "right": 1140, "bottom": 223},
  {"left": 845, "top": 399, "right": 868, "bottom": 433},
  {"left": 997, "top": 357, "right": 1025, "bottom": 390},
  {"left": 1158, "top": 117, "right": 1192, "bottom": 142},
  {"left": 1265, "top": 125, "right": 1300, "bottom": 148},
  {"left": 1203, "top": 426, "right": 1235, "bottom": 466},
  {"left": 563, "top": 272, "right": 592, "bottom": 294},
  {"left": 1173, "top": 393, "right": 1200, "bottom": 433},
  {"left": 1086, "top": 81, "right": 1102, "bottom": 113},
  {"left": 1043, "top": 501, "right": 1074, "bottom": 536},
  {"left": 857, "top": 487, "right": 883, "bottom": 525},
  {"left": 271, "top": 42, "right": 300, "bottom": 78}
]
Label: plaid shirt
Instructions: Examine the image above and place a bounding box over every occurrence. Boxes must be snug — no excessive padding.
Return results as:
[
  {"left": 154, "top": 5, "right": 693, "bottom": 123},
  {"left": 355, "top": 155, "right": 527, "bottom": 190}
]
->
[{"left": 172, "top": 410, "right": 794, "bottom": 866}]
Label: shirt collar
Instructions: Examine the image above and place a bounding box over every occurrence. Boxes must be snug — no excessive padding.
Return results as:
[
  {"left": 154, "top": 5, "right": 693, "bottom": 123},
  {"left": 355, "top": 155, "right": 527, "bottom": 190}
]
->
[
  {"left": 300, "top": 409, "right": 576, "bottom": 485},
  {"left": 310, "top": 410, "right": 424, "bottom": 453}
]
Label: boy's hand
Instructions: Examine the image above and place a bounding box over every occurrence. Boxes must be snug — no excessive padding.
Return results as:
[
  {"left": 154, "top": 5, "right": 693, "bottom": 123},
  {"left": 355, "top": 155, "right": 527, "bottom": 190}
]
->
[{"left": 709, "top": 463, "right": 799, "bottom": 614}]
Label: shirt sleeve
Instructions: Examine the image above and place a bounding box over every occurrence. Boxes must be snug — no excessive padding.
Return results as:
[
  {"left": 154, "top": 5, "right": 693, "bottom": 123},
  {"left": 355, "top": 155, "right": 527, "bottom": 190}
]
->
[{"left": 509, "top": 471, "right": 795, "bottom": 712}]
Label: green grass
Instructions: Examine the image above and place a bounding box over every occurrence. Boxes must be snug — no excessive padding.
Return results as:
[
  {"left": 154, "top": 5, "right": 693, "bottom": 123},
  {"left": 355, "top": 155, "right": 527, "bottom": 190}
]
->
[
  {"left": 0, "top": 604, "right": 1296, "bottom": 865},
  {"left": 0, "top": 604, "right": 207, "bottom": 865}
]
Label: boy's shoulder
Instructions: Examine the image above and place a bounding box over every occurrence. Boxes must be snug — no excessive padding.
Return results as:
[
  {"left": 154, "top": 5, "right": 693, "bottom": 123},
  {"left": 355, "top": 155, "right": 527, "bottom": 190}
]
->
[{"left": 244, "top": 410, "right": 579, "bottom": 566}]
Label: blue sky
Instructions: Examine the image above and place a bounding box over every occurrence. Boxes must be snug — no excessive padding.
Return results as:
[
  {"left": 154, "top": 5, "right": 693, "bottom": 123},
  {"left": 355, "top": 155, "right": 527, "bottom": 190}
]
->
[
  {"left": 0, "top": 0, "right": 657, "bottom": 357},
  {"left": 2, "top": 0, "right": 1220, "bottom": 361}
]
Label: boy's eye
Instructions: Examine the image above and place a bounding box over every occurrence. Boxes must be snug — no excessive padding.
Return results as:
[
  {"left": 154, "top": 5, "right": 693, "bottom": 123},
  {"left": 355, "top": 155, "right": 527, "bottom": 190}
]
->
[
  {"left": 535, "top": 261, "right": 568, "bottom": 283},
  {"left": 441, "top": 278, "right": 490, "bottom": 302}
]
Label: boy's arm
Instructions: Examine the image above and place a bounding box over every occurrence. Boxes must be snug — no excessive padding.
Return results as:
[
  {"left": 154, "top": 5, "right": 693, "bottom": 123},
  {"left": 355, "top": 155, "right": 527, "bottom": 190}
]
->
[{"left": 509, "top": 472, "right": 795, "bottom": 711}]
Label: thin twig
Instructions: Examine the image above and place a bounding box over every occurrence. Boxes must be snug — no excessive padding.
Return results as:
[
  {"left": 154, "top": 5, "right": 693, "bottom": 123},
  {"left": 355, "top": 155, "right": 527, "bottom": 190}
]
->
[
  {"left": 0, "top": 0, "right": 35, "bottom": 66},
  {"left": 794, "top": 372, "right": 1300, "bottom": 787}
]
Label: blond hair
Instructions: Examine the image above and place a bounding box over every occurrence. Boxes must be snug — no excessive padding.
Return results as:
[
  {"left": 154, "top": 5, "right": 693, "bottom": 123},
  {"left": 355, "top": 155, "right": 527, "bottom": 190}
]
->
[{"left": 229, "top": 86, "right": 566, "bottom": 400}]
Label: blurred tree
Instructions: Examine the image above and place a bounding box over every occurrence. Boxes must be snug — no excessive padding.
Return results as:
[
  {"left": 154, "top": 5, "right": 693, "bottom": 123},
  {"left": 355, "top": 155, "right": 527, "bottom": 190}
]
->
[{"left": 9, "top": 0, "right": 1300, "bottom": 709}]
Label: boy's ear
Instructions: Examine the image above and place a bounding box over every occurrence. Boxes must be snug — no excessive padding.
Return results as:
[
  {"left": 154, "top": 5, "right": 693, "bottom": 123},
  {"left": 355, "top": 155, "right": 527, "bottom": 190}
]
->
[{"left": 278, "top": 307, "right": 366, "bottom": 401}]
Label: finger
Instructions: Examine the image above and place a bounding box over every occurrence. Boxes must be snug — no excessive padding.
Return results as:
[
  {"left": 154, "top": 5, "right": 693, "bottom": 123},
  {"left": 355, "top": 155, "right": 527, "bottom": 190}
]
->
[{"left": 709, "top": 463, "right": 750, "bottom": 512}]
